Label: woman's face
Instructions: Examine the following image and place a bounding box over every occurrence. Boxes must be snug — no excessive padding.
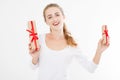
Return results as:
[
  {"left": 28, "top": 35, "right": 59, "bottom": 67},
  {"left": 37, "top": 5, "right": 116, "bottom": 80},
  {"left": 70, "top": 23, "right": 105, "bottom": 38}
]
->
[{"left": 45, "top": 7, "right": 65, "bottom": 31}]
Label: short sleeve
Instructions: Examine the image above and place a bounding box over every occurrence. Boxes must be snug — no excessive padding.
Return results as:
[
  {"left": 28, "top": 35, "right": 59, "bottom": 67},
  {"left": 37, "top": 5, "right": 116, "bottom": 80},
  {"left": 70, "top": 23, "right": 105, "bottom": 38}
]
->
[{"left": 72, "top": 47, "right": 98, "bottom": 73}]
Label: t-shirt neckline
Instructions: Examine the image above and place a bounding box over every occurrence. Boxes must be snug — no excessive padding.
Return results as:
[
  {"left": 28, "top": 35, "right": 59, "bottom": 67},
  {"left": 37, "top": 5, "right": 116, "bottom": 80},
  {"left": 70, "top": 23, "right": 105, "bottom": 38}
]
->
[{"left": 43, "top": 34, "right": 69, "bottom": 53}]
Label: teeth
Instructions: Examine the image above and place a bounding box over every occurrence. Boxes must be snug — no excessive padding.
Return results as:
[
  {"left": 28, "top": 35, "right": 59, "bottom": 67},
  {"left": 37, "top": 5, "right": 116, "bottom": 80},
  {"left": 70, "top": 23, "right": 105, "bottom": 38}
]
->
[{"left": 53, "top": 22, "right": 59, "bottom": 26}]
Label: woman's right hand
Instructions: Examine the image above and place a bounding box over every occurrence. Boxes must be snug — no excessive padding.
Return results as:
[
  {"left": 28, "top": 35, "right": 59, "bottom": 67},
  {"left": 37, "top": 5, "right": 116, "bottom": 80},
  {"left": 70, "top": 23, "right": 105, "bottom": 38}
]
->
[{"left": 28, "top": 43, "right": 40, "bottom": 59}]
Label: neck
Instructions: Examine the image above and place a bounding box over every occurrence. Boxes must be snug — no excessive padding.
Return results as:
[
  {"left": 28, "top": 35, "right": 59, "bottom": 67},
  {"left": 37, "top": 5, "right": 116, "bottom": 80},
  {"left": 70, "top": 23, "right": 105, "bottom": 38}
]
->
[{"left": 50, "top": 29, "right": 64, "bottom": 40}]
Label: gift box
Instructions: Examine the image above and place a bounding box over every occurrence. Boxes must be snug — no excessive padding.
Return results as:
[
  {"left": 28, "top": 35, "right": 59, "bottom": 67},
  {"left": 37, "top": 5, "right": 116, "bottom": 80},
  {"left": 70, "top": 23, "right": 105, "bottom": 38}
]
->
[
  {"left": 26, "top": 21, "right": 40, "bottom": 51},
  {"left": 102, "top": 25, "right": 109, "bottom": 45}
]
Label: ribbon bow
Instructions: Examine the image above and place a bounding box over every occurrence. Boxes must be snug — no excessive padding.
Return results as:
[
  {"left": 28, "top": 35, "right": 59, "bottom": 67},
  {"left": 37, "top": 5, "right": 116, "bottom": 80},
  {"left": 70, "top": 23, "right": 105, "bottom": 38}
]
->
[{"left": 26, "top": 21, "right": 38, "bottom": 51}]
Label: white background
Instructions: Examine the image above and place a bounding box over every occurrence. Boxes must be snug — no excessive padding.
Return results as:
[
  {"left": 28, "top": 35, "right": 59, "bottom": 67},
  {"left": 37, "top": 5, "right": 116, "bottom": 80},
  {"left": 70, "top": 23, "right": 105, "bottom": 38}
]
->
[{"left": 0, "top": 0, "right": 120, "bottom": 80}]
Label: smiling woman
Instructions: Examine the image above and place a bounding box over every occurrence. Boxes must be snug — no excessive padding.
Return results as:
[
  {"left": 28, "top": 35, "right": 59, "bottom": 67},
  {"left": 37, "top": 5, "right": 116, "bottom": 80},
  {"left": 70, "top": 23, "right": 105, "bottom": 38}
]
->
[
  {"left": 28, "top": 3, "right": 110, "bottom": 80},
  {"left": 43, "top": 3, "right": 77, "bottom": 47}
]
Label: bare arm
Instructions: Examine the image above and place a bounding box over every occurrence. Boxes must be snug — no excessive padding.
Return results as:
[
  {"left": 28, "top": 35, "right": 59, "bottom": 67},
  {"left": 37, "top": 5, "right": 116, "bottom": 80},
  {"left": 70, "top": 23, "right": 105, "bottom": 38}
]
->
[
  {"left": 93, "top": 38, "right": 110, "bottom": 64},
  {"left": 93, "top": 25, "right": 110, "bottom": 64}
]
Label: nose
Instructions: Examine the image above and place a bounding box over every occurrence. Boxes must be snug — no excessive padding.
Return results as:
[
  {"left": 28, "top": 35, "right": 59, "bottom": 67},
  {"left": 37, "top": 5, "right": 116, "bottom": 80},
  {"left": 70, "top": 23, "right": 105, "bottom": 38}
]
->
[{"left": 52, "top": 16, "right": 58, "bottom": 22}]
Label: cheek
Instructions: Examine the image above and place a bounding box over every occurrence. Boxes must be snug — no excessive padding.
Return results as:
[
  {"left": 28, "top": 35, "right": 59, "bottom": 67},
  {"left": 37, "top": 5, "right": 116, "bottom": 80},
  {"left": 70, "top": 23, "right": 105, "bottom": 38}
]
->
[
  {"left": 45, "top": 17, "right": 51, "bottom": 25},
  {"left": 60, "top": 18, "right": 64, "bottom": 24},
  {"left": 46, "top": 19, "right": 50, "bottom": 24},
  {"left": 61, "top": 18, "right": 64, "bottom": 22},
  {"left": 60, "top": 16, "right": 65, "bottom": 21}
]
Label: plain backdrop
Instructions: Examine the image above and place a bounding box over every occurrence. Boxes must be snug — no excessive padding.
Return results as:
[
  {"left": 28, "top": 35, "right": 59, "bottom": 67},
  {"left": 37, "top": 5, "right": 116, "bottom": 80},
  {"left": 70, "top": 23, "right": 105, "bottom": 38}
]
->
[{"left": 0, "top": 0, "right": 120, "bottom": 80}]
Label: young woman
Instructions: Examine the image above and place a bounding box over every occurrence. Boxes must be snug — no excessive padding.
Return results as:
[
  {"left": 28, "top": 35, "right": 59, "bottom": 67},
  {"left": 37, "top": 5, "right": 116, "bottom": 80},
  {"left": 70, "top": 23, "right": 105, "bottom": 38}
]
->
[{"left": 29, "top": 3, "right": 110, "bottom": 80}]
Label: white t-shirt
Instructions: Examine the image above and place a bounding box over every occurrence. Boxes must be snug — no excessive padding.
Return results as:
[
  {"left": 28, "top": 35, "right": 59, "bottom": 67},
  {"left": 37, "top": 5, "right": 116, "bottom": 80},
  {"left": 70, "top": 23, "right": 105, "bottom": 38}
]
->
[{"left": 30, "top": 34, "right": 98, "bottom": 80}]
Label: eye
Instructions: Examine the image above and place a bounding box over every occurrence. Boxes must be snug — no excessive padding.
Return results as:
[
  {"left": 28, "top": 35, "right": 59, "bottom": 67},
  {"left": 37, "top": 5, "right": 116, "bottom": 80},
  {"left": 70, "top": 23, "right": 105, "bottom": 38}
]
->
[
  {"left": 48, "top": 16, "right": 52, "bottom": 19},
  {"left": 55, "top": 13, "right": 60, "bottom": 16}
]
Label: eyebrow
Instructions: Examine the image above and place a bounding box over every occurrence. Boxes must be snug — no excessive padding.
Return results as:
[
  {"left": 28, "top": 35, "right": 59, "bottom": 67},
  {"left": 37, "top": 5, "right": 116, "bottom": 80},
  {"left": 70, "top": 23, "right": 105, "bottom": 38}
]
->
[
  {"left": 47, "top": 12, "right": 60, "bottom": 17},
  {"left": 55, "top": 12, "right": 60, "bottom": 14},
  {"left": 47, "top": 14, "right": 52, "bottom": 17}
]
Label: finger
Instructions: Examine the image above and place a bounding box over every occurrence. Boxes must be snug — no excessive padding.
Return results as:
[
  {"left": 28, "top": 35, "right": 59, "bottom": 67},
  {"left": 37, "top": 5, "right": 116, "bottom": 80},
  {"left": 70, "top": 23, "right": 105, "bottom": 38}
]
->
[
  {"left": 29, "top": 43, "right": 33, "bottom": 49},
  {"left": 98, "top": 38, "right": 106, "bottom": 46},
  {"left": 37, "top": 46, "right": 41, "bottom": 51},
  {"left": 28, "top": 43, "right": 31, "bottom": 46},
  {"left": 29, "top": 46, "right": 32, "bottom": 49},
  {"left": 29, "top": 46, "right": 34, "bottom": 53},
  {"left": 29, "top": 49, "right": 35, "bottom": 54},
  {"left": 35, "top": 45, "right": 41, "bottom": 52},
  {"left": 102, "top": 25, "right": 107, "bottom": 29},
  {"left": 28, "top": 43, "right": 31, "bottom": 48},
  {"left": 29, "top": 47, "right": 32, "bottom": 52},
  {"left": 99, "top": 38, "right": 103, "bottom": 44},
  {"left": 106, "top": 38, "right": 110, "bottom": 46}
]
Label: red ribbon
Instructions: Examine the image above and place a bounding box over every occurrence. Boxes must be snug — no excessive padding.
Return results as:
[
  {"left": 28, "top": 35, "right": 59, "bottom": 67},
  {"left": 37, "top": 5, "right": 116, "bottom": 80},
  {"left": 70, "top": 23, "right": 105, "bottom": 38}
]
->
[
  {"left": 26, "top": 21, "right": 38, "bottom": 51},
  {"left": 103, "top": 26, "right": 109, "bottom": 44}
]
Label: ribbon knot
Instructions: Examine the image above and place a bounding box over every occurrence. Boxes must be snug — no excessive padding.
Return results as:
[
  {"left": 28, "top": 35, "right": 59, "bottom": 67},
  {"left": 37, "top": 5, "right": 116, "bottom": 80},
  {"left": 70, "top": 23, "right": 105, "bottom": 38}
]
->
[
  {"left": 26, "top": 29, "right": 38, "bottom": 42},
  {"left": 104, "top": 29, "right": 109, "bottom": 38}
]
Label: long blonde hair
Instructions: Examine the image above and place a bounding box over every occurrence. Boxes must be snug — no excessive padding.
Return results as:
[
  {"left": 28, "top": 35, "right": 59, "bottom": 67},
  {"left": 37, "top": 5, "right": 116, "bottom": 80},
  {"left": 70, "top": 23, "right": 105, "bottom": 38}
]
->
[{"left": 43, "top": 3, "right": 77, "bottom": 47}]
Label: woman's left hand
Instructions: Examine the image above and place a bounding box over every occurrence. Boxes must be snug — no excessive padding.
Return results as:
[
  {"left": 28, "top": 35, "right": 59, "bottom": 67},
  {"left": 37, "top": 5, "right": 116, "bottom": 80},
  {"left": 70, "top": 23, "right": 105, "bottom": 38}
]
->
[{"left": 96, "top": 37, "right": 110, "bottom": 54}]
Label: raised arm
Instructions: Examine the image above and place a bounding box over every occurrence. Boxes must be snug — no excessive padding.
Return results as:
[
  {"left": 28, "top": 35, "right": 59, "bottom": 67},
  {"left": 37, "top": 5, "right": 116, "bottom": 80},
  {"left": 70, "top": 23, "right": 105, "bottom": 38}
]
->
[
  {"left": 29, "top": 43, "right": 40, "bottom": 64},
  {"left": 93, "top": 25, "right": 110, "bottom": 64}
]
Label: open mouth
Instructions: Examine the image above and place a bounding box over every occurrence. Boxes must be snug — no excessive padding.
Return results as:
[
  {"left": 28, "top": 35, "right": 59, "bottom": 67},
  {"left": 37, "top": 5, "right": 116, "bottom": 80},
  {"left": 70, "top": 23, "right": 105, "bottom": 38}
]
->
[{"left": 52, "top": 22, "right": 60, "bottom": 26}]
